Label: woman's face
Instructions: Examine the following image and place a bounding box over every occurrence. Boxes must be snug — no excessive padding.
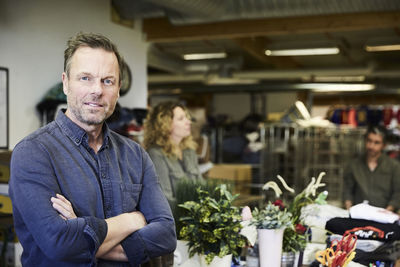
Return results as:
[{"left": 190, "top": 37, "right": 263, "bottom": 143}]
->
[{"left": 170, "top": 106, "right": 191, "bottom": 143}]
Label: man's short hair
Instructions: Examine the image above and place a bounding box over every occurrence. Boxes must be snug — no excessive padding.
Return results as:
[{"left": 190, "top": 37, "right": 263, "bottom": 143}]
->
[
  {"left": 366, "top": 125, "right": 387, "bottom": 144},
  {"left": 64, "top": 32, "right": 123, "bottom": 85}
]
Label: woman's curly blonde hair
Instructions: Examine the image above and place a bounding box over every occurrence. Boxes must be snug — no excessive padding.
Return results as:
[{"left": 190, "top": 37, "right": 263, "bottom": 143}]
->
[{"left": 143, "top": 101, "right": 197, "bottom": 158}]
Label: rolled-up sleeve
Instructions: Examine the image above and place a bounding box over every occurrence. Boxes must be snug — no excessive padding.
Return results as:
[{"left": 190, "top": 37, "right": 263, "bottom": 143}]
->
[
  {"left": 121, "top": 150, "right": 177, "bottom": 266},
  {"left": 9, "top": 140, "right": 107, "bottom": 263}
]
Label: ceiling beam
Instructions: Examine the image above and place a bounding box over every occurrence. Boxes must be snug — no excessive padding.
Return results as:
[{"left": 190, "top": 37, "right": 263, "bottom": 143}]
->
[
  {"left": 233, "top": 37, "right": 301, "bottom": 68},
  {"left": 143, "top": 11, "right": 400, "bottom": 42}
]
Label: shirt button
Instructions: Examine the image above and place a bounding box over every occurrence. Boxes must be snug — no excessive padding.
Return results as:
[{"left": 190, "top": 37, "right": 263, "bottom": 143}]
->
[
  {"left": 101, "top": 173, "right": 105, "bottom": 178},
  {"left": 75, "top": 138, "right": 79, "bottom": 143}
]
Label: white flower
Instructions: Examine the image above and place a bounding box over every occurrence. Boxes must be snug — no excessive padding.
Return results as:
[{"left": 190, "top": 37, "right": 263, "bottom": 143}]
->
[
  {"left": 241, "top": 206, "right": 253, "bottom": 221},
  {"left": 277, "top": 175, "right": 295, "bottom": 193},
  {"left": 263, "top": 172, "right": 326, "bottom": 198},
  {"left": 304, "top": 172, "right": 326, "bottom": 197},
  {"left": 262, "top": 181, "right": 282, "bottom": 198},
  {"left": 240, "top": 221, "right": 257, "bottom": 246}
]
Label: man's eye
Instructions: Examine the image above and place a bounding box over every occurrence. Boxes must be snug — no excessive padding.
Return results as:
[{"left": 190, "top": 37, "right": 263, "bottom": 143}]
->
[
  {"left": 80, "top": 76, "right": 89, "bottom": 81},
  {"left": 104, "top": 79, "right": 114, "bottom": 85}
]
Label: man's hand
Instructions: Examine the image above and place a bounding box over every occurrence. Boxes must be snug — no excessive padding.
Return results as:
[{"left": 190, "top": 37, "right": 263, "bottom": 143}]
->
[
  {"left": 344, "top": 200, "right": 353, "bottom": 210},
  {"left": 51, "top": 194, "right": 77, "bottom": 220},
  {"left": 386, "top": 205, "right": 395, "bottom": 212},
  {"left": 100, "top": 245, "right": 128, "bottom": 262},
  {"left": 50, "top": 194, "right": 148, "bottom": 261}
]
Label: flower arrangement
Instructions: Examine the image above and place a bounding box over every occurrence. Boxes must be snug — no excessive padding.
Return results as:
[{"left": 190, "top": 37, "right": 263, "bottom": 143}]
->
[
  {"left": 178, "top": 184, "right": 248, "bottom": 264},
  {"left": 262, "top": 172, "right": 328, "bottom": 252}
]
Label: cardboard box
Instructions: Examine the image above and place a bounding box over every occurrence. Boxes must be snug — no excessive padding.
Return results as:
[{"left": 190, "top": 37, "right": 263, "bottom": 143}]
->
[
  {"left": 206, "top": 164, "right": 252, "bottom": 194},
  {"left": 0, "top": 151, "right": 12, "bottom": 183}
]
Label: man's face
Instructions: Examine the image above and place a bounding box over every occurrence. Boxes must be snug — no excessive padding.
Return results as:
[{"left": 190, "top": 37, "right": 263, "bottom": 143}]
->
[
  {"left": 62, "top": 46, "right": 120, "bottom": 129},
  {"left": 365, "top": 132, "right": 385, "bottom": 158}
]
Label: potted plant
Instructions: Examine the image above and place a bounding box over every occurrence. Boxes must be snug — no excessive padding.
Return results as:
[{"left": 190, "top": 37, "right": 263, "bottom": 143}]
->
[
  {"left": 178, "top": 184, "right": 247, "bottom": 267},
  {"left": 173, "top": 178, "right": 225, "bottom": 237},
  {"left": 262, "top": 172, "right": 328, "bottom": 267},
  {"left": 250, "top": 202, "right": 293, "bottom": 267}
]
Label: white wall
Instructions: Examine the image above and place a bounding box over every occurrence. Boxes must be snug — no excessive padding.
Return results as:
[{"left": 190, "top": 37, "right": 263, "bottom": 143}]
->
[{"left": 0, "top": 0, "right": 148, "bottom": 149}]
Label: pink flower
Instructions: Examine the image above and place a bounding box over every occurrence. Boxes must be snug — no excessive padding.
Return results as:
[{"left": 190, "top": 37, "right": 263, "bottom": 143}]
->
[{"left": 241, "top": 206, "right": 252, "bottom": 221}]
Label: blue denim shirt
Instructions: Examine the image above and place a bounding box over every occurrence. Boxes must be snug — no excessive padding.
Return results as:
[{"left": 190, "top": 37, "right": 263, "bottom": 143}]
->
[{"left": 9, "top": 111, "right": 176, "bottom": 266}]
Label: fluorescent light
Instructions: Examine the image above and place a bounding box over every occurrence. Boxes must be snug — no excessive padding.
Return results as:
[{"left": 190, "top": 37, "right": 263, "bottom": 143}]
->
[
  {"left": 183, "top": 52, "right": 227, "bottom": 60},
  {"left": 265, "top": 47, "right": 339, "bottom": 56},
  {"left": 296, "top": 83, "right": 375, "bottom": 92},
  {"left": 365, "top": 44, "right": 400, "bottom": 52},
  {"left": 311, "top": 76, "right": 366, "bottom": 82},
  {"left": 206, "top": 75, "right": 259, "bottom": 85}
]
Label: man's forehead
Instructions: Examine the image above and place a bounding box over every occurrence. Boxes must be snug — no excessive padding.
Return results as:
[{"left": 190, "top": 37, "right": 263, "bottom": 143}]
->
[
  {"left": 367, "top": 132, "right": 384, "bottom": 142},
  {"left": 69, "top": 47, "right": 119, "bottom": 73},
  {"left": 72, "top": 47, "right": 118, "bottom": 63}
]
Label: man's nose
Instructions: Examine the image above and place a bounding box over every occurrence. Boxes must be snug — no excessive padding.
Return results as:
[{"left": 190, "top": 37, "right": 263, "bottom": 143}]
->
[{"left": 91, "top": 80, "right": 103, "bottom": 95}]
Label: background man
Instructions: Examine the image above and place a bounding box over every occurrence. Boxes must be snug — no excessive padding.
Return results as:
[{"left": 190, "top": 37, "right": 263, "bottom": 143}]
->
[
  {"left": 9, "top": 32, "right": 176, "bottom": 266},
  {"left": 343, "top": 125, "right": 400, "bottom": 211}
]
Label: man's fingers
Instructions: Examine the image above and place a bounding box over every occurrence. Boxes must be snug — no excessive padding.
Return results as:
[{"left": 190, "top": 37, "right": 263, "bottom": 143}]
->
[
  {"left": 56, "top": 194, "right": 71, "bottom": 205},
  {"left": 51, "top": 196, "right": 76, "bottom": 219},
  {"left": 52, "top": 201, "right": 70, "bottom": 218}
]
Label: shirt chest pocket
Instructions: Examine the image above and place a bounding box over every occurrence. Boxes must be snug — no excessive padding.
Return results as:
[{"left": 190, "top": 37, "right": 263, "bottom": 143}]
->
[{"left": 121, "top": 183, "right": 142, "bottom": 212}]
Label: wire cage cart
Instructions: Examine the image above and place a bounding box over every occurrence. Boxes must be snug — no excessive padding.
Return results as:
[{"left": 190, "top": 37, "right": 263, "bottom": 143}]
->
[{"left": 260, "top": 124, "right": 366, "bottom": 203}]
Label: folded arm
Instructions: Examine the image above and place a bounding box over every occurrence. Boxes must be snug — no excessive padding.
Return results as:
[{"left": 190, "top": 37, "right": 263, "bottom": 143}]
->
[
  {"left": 120, "top": 149, "right": 177, "bottom": 265},
  {"left": 9, "top": 141, "right": 113, "bottom": 262},
  {"left": 51, "top": 194, "right": 147, "bottom": 261}
]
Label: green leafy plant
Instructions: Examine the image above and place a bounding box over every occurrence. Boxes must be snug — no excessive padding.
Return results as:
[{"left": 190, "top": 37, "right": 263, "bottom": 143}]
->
[
  {"left": 179, "top": 184, "right": 247, "bottom": 264},
  {"left": 282, "top": 224, "right": 308, "bottom": 252},
  {"left": 173, "top": 178, "right": 229, "bottom": 239},
  {"left": 250, "top": 202, "right": 292, "bottom": 229}
]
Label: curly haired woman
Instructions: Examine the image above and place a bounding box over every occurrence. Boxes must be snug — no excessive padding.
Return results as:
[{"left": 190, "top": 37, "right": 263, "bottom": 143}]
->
[
  {"left": 143, "top": 101, "right": 203, "bottom": 204},
  {"left": 142, "top": 101, "right": 203, "bottom": 267}
]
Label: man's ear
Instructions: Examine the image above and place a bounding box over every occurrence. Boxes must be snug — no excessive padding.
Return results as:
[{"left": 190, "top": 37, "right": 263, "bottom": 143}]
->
[{"left": 62, "top": 72, "right": 68, "bottom": 95}]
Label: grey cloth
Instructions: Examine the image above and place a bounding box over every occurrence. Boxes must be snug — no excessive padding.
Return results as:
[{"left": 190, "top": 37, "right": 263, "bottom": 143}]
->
[
  {"left": 147, "top": 146, "right": 203, "bottom": 205},
  {"left": 343, "top": 154, "right": 400, "bottom": 209}
]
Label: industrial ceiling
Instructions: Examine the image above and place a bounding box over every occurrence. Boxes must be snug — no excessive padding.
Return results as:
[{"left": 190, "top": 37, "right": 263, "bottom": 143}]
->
[{"left": 112, "top": 0, "right": 400, "bottom": 95}]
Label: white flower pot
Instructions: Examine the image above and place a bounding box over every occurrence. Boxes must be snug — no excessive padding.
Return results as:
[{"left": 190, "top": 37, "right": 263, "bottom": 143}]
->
[
  {"left": 199, "top": 254, "right": 232, "bottom": 267},
  {"left": 258, "top": 228, "right": 285, "bottom": 267}
]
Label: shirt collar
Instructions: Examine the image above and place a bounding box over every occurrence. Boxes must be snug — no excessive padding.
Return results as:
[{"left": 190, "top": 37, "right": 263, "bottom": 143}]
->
[{"left": 55, "top": 110, "right": 110, "bottom": 148}]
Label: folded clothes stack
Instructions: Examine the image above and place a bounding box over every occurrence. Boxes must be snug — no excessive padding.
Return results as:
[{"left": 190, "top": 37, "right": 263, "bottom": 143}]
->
[{"left": 325, "top": 203, "right": 400, "bottom": 266}]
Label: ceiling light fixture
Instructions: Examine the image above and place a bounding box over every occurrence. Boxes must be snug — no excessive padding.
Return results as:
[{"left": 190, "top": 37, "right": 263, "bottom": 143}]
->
[
  {"left": 265, "top": 47, "right": 340, "bottom": 56},
  {"left": 296, "top": 83, "right": 375, "bottom": 92},
  {"left": 183, "top": 52, "right": 227, "bottom": 60},
  {"left": 311, "top": 76, "right": 366, "bottom": 82},
  {"left": 365, "top": 44, "right": 400, "bottom": 52},
  {"left": 206, "top": 75, "right": 259, "bottom": 85}
]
